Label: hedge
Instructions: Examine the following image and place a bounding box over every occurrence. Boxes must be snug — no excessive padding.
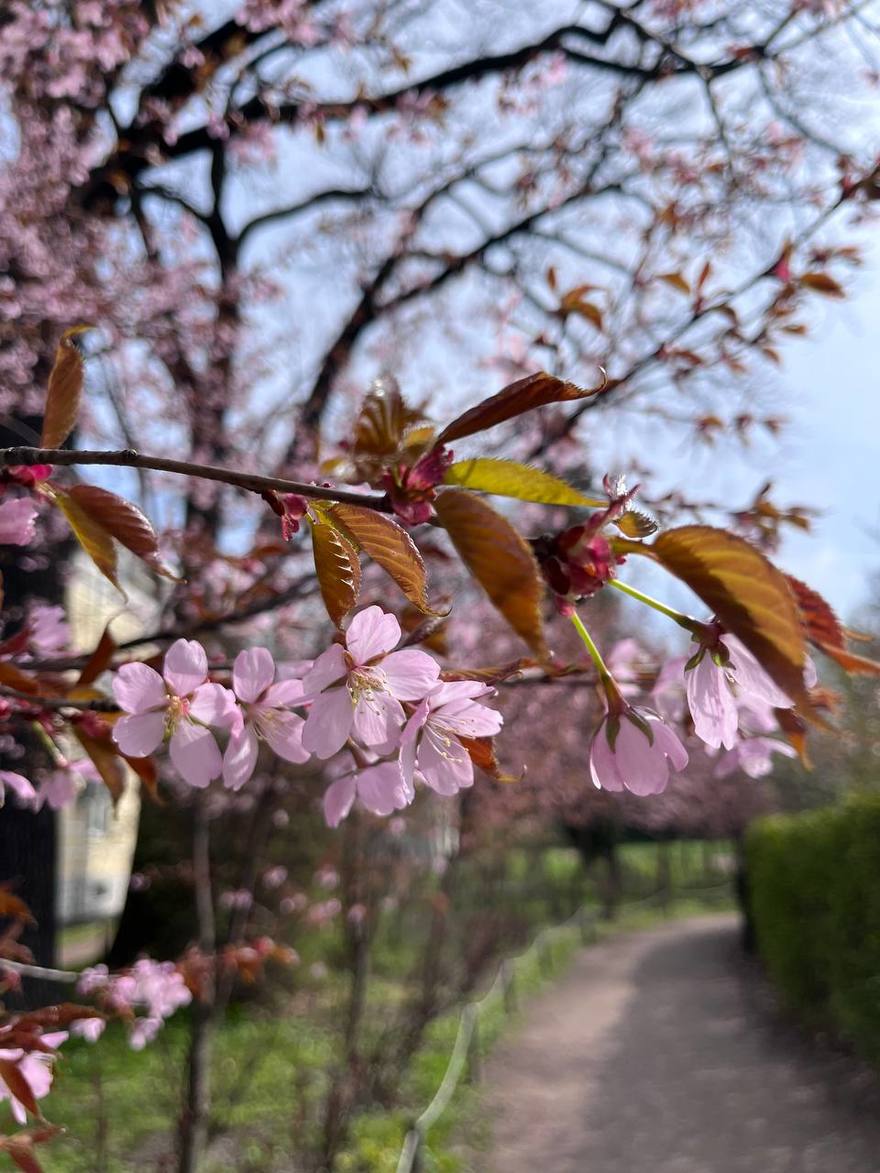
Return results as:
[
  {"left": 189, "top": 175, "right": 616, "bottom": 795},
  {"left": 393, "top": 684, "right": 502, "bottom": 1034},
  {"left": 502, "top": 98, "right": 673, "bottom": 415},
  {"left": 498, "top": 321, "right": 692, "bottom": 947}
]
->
[{"left": 746, "top": 794, "right": 880, "bottom": 1060}]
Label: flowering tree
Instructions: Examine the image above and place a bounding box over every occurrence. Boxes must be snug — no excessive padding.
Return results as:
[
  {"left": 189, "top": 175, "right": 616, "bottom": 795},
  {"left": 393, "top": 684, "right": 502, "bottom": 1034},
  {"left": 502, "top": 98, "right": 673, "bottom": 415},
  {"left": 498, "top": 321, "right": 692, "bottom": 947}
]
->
[{"left": 3, "top": 0, "right": 880, "bottom": 1167}]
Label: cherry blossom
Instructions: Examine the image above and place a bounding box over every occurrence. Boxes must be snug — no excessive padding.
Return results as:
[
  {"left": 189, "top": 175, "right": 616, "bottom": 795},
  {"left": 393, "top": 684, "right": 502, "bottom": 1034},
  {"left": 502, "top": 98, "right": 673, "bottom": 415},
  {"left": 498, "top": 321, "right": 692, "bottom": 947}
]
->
[
  {"left": 590, "top": 706, "right": 689, "bottom": 797},
  {"left": 78, "top": 959, "right": 192, "bottom": 1049},
  {"left": 111, "top": 640, "right": 234, "bottom": 788},
  {"left": 399, "top": 680, "right": 503, "bottom": 795},
  {"left": 301, "top": 606, "right": 440, "bottom": 759},
  {"left": 0, "top": 1029, "right": 67, "bottom": 1124},
  {"left": 222, "top": 647, "right": 309, "bottom": 790},
  {"left": 0, "top": 497, "right": 37, "bottom": 546},
  {"left": 0, "top": 770, "right": 36, "bottom": 807},
  {"left": 714, "top": 737, "right": 798, "bottom": 779},
  {"left": 322, "top": 755, "right": 414, "bottom": 826}
]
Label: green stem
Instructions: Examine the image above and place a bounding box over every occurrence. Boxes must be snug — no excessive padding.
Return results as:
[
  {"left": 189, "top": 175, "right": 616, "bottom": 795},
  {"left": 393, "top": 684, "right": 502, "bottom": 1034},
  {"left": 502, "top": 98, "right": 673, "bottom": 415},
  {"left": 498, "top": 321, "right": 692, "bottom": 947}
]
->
[
  {"left": 609, "top": 579, "right": 703, "bottom": 635},
  {"left": 569, "top": 612, "right": 612, "bottom": 684}
]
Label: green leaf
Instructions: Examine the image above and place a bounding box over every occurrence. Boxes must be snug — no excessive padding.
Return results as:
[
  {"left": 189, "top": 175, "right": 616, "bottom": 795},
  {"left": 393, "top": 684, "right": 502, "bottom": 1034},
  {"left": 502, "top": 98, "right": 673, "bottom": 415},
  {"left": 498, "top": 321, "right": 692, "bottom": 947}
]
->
[
  {"left": 434, "top": 489, "right": 547, "bottom": 659},
  {"left": 648, "top": 525, "right": 809, "bottom": 708},
  {"left": 310, "top": 512, "right": 362, "bottom": 627},
  {"left": 443, "top": 457, "right": 604, "bottom": 507},
  {"left": 40, "top": 327, "right": 89, "bottom": 449},
  {"left": 436, "top": 371, "right": 603, "bottom": 445},
  {"left": 330, "top": 503, "right": 438, "bottom": 614}
]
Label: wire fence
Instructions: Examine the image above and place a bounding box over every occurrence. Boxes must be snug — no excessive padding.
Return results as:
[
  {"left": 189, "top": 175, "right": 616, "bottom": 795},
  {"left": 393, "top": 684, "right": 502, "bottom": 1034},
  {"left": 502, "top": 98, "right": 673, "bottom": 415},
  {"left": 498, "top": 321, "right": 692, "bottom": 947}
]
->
[{"left": 394, "top": 879, "right": 733, "bottom": 1173}]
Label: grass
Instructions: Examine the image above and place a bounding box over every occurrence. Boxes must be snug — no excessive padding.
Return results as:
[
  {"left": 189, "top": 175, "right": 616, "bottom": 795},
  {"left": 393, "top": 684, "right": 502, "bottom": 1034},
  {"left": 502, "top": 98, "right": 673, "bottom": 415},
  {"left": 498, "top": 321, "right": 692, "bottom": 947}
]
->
[{"left": 18, "top": 842, "right": 734, "bottom": 1172}]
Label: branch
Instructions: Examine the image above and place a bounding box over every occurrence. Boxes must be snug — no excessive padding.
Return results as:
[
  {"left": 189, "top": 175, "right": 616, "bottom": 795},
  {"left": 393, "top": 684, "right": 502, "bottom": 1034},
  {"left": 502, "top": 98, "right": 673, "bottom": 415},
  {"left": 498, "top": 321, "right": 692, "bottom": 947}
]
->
[{"left": 0, "top": 448, "right": 394, "bottom": 512}]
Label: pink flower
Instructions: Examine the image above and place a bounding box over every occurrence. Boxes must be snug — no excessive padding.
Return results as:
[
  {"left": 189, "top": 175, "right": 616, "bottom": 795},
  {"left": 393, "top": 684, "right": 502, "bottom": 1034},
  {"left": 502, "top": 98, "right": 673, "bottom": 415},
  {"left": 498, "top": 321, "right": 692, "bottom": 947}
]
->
[
  {"left": 0, "top": 497, "right": 37, "bottom": 545},
  {"left": 590, "top": 706, "right": 688, "bottom": 796},
  {"left": 322, "top": 757, "right": 414, "bottom": 826},
  {"left": 30, "top": 767, "right": 78, "bottom": 811},
  {"left": 26, "top": 603, "right": 69, "bottom": 655},
  {"left": 0, "top": 770, "right": 36, "bottom": 807},
  {"left": 0, "top": 1030, "right": 67, "bottom": 1124},
  {"left": 111, "top": 640, "right": 234, "bottom": 788},
  {"left": 302, "top": 606, "right": 440, "bottom": 759},
  {"left": 222, "top": 647, "right": 310, "bottom": 790},
  {"left": 713, "top": 737, "right": 797, "bottom": 779},
  {"left": 71, "top": 1017, "right": 106, "bottom": 1043},
  {"left": 399, "top": 680, "right": 503, "bottom": 795},
  {"left": 685, "top": 634, "right": 793, "bottom": 750}
]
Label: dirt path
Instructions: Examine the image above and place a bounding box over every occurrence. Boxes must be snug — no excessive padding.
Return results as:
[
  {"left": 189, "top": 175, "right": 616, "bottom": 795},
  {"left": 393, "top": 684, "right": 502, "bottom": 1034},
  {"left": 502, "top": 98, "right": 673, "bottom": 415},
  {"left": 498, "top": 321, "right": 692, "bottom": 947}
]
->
[{"left": 483, "top": 914, "right": 880, "bottom": 1173}]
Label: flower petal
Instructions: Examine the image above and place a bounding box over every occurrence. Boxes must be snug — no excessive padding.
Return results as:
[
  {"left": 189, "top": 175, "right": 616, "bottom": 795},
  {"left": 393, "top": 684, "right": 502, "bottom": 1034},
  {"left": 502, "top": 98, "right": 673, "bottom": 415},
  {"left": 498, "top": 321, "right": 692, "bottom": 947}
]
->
[
  {"left": 686, "top": 656, "right": 738, "bottom": 750},
  {"left": 232, "top": 647, "right": 275, "bottom": 704},
  {"left": 589, "top": 724, "right": 624, "bottom": 791},
  {"left": 323, "top": 774, "right": 357, "bottom": 827},
  {"left": 302, "top": 687, "right": 354, "bottom": 758},
  {"left": 189, "top": 683, "right": 237, "bottom": 727},
  {"left": 351, "top": 690, "right": 404, "bottom": 748},
  {"left": 169, "top": 721, "right": 222, "bottom": 788},
  {"left": 262, "top": 678, "right": 305, "bottom": 707},
  {"left": 722, "top": 635, "right": 792, "bottom": 709},
  {"left": 223, "top": 724, "right": 259, "bottom": 791},
  {"left": 614, "top": 718, "right": 669, "bottom": 796},
  {"left": 113, "top": 712, "right": 166, "bottom": 758},
  {"left": 302, "top": 644, "right": 348, "bottom": 696},
  {"left": 345, "top": 606, "right": 400, "bottom": 664},
  {"left": 163, "top": 639, "right": 208, "bottom": 697},
  {"left": 0, "top": 771, "right": 37, "bottom": 805},
  {"left": 356, "top": 761, "right": 412, "bottom": 816},
  {"left": 418, "top": 728, "right": 473, "bottom": 794},
  {"left": 645, "top": 712, "right": 689, "bottom": 772},
  {"left": 112, "top": 662, "right": 167, "bottom": 715},
  {"left": 380, "top": 649, "right": 440, "bottom": 700},
  {"left": 259, "top": 710, "right": 310, "bottom": 764}
]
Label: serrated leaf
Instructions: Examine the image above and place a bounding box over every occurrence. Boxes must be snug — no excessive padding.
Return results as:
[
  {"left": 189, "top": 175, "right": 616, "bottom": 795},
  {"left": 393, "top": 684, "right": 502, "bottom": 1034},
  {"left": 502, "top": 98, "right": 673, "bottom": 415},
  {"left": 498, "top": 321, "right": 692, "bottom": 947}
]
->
[
  {"left": 617, "top": 509, "right": 658, "bottom": 538},
  {"left": 353, "top": 376, "right": 424, "bottom": 457},
  {"left": 330, "top": 503, "right": 437, "bottom": 614},
  {"left": 786, "top": 574, "right": 880, "bottom": 675},
  {"left": 310, "top": 514, "right": 362, "bottom": 627},
  {"left": 436, "top": 371, "right": 602, "bottom": 445},
  {"left": 434, "top": 489, "right": 547, "bottom": 659},
  {"left": 67, "top": 485, "right": 179, "bottom": 580},
  {"left": 443, "top": 458, "right": 604, "bottom": 507},
  {"left": 53, "top": 490, "right": 120, "bottom": 591},
  {"left": 40, "top": 327, "right": 88, "bottom": 449},
  {"left": 648, "top": 525, "right": 809, "bottom": 707}
]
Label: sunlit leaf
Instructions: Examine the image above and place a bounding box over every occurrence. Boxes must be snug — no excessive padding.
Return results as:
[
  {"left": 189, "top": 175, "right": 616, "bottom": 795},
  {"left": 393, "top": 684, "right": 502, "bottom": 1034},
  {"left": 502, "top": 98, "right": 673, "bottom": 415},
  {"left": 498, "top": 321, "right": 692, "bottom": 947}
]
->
[
  {"left": 434, "top": 489, "right": 547, "bottom": 658},
  {"left": 352, "top": 376, "right": 425, "bottom": 457},
  {"left": 648, "top": 525, "right": 809, "bottom": 707},
  {"left": 76, "top": 627, "right": 117, "bottom": 687},
  {"left": 459, "top": 735, "right": 521, "bottom": 783},
  {"left": 787, "top": 574, "right": 880, "bottom": 675},
  {"left": 617, "top": 509, "right": 658, "bottom": 538},
  {"left": 436, "top": 371, "right": 603, "bottom": 445},
  {"left": 443, "top": 457, "right": 603, "bottom": 507},
  {"left": 53, "top": 490, "right": 120, "bottom": 591},
  {"left": 40, "top": 327, "right": 88, "bottom": 449},
  {"left": 67, "top": 485, "right": 179, "bottom": 580},
  {"left": 330, "top": 503, "right": 437, "bottom": 614},
  {"left": 310, "top": 512, "right": 362, "bottom": 627}
]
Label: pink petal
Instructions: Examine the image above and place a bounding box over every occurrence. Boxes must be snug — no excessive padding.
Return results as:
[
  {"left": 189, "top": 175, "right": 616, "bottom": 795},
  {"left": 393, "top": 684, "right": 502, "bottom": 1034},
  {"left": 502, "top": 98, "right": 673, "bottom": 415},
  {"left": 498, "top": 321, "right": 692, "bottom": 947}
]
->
[
  {"left": 418, "top": 728, "right": 473, "bottom": 794},
  {"left": 435, "top": 698, "right": 503, "bottom": 739},
  {"left": 722, "top": 635, "right": 792, "bottom": 709},
  {"left": 428, "top": 680, "right": 493, "bottom": 707},
  {"left": 351, "top": 690, "right": 404, "bottom": 748},
  {"left": 686, "top": 656, "right": 738, "bottom": 750},
  {"left": 381, "top": 649, "right": 440, "bottom": 700},
  {"left": 169, "top": 722, "right": 222, "bottom": 788},
  {"left": 399, "top": 701, "right": 429, "bottom": 785},
  {"left": 345, "top": 606, "right": 401, "bottom": 664},
  {"left": 302, "top": 687, "right": 354, "bottom": 758},
  {"left": 163, "top": 639, "right": 208, "bottom": 697},
  {"left": 262, "top": 678, "right": 305, "bottom": 707},
  {"left": 356, "top": 761, "right": 412, "bottom": 816},
  {"left": 323, "top": 774, "right": 357, "bottom": 827},
  {"left": 232, "top": 647, "right": 275, "bottom": 704},
  {"left": 112, "top": 662, "right": 167, "bottom": 715},
  {"left": 258, "top": 710, "right": 310, "bottom": 764},
  {"left": 589, "top": 726, "right": 624, "bottom": 791},
  {"left": 113, "top": 711, "right": 166, "bottom": 758},
  {"left": 302, "top": 644, "right": 348, "bottom": 695},
  {"left": 189, "top": 683, "right": 237, "bottom": 727},
  {"left": 645, "top": 712, "right": 689, "bottom": 772},
  {"left": 0, "top": 771, "right": 36, "bottom": 805},
  {"left": 0, "top": 497, "right": 37, "bottom": 546},
  {"left": 614, "top": 718, "right": 669, "bottom": 796},
  {"left": 223, "top": 724, "right": 259, "bottom": 790}
]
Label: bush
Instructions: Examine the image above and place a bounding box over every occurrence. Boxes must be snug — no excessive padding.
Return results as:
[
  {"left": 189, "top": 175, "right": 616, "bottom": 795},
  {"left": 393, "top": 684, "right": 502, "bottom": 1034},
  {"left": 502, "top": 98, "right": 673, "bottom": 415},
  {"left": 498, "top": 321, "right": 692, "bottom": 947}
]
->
[{"left": 747, "top": 794, "right": 880, "bottom": 1059}]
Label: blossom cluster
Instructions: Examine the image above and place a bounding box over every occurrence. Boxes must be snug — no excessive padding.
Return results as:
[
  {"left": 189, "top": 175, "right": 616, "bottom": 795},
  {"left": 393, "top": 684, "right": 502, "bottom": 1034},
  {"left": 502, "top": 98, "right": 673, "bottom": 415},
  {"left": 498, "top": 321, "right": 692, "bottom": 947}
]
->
[
  {"left": 109, "top": 606, "right": 503, "bottom": 825},
  {"left": 76, "top": 959, "right": 192, "bottom": 1049}
]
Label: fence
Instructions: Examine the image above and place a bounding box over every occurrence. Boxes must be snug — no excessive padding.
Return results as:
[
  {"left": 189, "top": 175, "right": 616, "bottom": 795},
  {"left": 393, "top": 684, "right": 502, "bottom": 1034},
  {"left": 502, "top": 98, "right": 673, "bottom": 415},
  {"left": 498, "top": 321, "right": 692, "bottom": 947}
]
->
[{"left": 394, "top": 879, "right": 733, "bottom": 1172}]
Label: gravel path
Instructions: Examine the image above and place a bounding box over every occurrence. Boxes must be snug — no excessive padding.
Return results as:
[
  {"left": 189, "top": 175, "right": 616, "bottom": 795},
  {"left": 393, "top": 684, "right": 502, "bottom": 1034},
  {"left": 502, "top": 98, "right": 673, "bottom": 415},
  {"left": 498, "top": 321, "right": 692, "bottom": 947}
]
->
[{"left": 483, "top": 914, "right": 880, "bottom": 1173}]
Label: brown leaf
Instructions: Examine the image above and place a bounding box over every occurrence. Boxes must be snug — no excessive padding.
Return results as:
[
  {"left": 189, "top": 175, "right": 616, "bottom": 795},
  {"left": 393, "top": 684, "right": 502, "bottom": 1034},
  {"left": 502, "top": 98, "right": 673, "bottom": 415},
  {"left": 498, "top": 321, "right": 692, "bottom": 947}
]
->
[
  {"left": 40, "top": 328, "right": 88, "bottom": 449},
  {"left": 0, "top": 663, "right": 45, "bottom": 697},
  {"left": 121, "top": 751, "right": 161, "bottom": 802},
  {"left": 650, "top": 525, "right": 809, "bottom": 708},
  {"left": 799, "top": 271, "right": 845, "bottom": 297},
  {"left": 459, "top": 735, "right": 521, "bottom": 783},
  {"left": 0, "top": 1059, "right": 41, "bottom": 1119},
  {"left": 14, "top": 1005, "right": 103, "bottom": 1031},
  {"left": 352, "top": 376, "right": 425, "bottom": 458},
  {"left": 67, "top": 485, "right": 179, "bottom": 580},
  {"left": 53, "top": 490, "right": 120, "bottom": 591},
  {"left": 436, "top": 371, "right": 602, "bottom": 445},
  {"left": 658, "top": 272, "right": 691, "bottom": 295},
  {"left": 786, "top": 574, "right": 880, "bottom": 675},
  {"left": 0, "top": 887, "right": 35, "bottom": 925},
  {"left": 77, "top": 627, "right": 117, "bottom": 687},
  {"left": 72, "top": 726, "right": 126, "bottom": 804},
  {"left": 330, "top": 504, "right": 437, "bottom": 614},
  {"left": 434, "top": 489, "right": 547, "bottom": 659},
  {"left": 310, "top": 513, "right": 362, "bottom": 627}
]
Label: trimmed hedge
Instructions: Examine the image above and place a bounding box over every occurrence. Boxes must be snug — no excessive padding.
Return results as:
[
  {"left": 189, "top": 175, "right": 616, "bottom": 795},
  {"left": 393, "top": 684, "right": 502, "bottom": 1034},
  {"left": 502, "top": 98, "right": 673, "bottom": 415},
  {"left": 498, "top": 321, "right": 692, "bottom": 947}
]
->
[{"left": 746, "top": 795, "right": 880, "bottom": 1060}]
